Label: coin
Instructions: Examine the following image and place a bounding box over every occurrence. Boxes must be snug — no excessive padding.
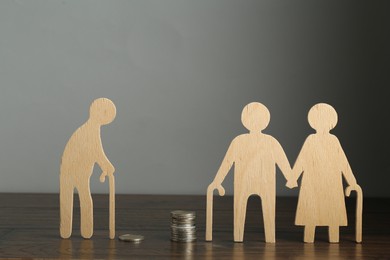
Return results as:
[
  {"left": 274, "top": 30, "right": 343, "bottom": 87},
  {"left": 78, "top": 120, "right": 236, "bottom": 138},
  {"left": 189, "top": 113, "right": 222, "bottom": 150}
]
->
[
  {"left": 118, "top": 234, "right": 144, "bottom": 243},
  {"left": 171, "top": 218, "right": 195, "bottom": 224},
  {"left": 171, "top": 210, "right": 196, "bottom": 217},
  {"left": 170, "top": 210, "right": 197, "bottom": 242}
]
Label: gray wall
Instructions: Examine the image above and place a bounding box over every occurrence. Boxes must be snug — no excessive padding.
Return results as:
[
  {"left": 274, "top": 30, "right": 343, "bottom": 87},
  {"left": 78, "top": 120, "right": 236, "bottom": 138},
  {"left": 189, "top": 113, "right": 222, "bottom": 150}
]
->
[{"left": 0, "top": 0, "right": 388, "bottom": 196}]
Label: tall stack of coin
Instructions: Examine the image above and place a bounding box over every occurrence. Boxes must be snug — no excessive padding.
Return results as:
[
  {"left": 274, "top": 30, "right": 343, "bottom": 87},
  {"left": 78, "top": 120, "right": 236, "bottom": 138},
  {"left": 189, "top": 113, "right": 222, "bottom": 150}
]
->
[{"left": 170, "top": 210, "right": 196, "bottom": 242}]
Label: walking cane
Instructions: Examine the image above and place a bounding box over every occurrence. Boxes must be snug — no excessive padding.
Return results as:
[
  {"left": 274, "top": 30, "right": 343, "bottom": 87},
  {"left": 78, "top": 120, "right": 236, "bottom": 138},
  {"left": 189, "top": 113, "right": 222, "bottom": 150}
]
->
[
  {"left": 346, "top": 185, "right": 363, "bottom": 243},
  {"left": 101, "top": 172, "right": 115, "bottom": 239},
  {"left": 108, "top": 173, "right": 115, "bottom": 239},
  {"left": 206, "top": 184, "right": 225, "bottom": 241}
]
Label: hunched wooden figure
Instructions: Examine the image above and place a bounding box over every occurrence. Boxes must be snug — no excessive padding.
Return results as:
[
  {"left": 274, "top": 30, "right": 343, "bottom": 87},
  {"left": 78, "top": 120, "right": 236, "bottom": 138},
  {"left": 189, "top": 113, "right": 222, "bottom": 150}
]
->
[{"left": 60, "top": 98, "right": 116, "bottom": 239}]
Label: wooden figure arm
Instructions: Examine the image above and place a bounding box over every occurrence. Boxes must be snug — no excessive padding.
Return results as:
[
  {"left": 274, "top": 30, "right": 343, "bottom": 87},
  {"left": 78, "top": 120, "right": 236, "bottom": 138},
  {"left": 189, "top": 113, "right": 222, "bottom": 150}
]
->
[
  {"left": 343, "top": 170, "right": 359, "bottom": 198},
  {"left": 271, "top": 139, "right": 298, "bottom": 189},
  {"left": 342, "top": 163, "right": 358, "bottom": 192},
  {"left": 98, "top": 151, "right": 115, "bottom": 172},
  {"left": 273, "top": 140, "right": 292, "bottom": 182},
  {"left": 336, "top": 140, "right": 358, "bottom": 190},
  {"left": 209, "top": 142, "right": 235, "bottom": 195},
  {"left": 288, "top": 149, "right": 305, "bottom": 189},
  {"left": 96, "top": 140, "right": 115, "bottom": 182},
  {"left": 290, "top": 163, "right": 303, "bottom": 183}
]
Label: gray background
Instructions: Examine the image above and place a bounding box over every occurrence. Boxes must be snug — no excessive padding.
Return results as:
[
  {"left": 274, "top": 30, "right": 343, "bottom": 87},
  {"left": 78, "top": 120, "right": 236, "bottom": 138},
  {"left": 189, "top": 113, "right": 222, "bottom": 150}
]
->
[{"left": 0, "top": 0, "right": 388, "bottom": 196}]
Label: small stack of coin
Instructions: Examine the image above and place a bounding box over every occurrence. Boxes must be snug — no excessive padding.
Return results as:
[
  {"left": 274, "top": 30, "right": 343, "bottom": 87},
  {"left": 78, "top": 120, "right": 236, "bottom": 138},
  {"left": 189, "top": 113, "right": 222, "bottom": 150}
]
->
[{"left": 170, "top": 210, "right": 196, "bottom": 242}]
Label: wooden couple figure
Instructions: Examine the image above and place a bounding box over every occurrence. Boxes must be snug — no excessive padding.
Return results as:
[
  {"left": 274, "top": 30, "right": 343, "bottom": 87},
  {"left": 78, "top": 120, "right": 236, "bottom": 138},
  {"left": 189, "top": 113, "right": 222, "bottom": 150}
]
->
[{"left": 206, "top": 102, "right": 362, "bottom": 243}]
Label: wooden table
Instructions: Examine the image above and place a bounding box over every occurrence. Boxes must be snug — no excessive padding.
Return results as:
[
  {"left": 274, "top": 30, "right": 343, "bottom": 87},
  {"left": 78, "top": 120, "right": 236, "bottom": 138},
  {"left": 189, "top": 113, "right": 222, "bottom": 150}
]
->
[{"left": 0, "top": 193, "right": 389, "bottom": 259}]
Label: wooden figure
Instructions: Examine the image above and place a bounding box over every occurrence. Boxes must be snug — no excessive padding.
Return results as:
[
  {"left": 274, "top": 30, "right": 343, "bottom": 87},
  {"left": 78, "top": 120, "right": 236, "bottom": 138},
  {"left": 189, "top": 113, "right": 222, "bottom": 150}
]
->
[
  {"left": 60, "top": 98, "right": 117, "bottom": 239},
  {"left": 206, "top": 102, "right": 292, "bottom": 243},
  {"left": 287, "top": 103, "right": 362, "bottom": 243}
]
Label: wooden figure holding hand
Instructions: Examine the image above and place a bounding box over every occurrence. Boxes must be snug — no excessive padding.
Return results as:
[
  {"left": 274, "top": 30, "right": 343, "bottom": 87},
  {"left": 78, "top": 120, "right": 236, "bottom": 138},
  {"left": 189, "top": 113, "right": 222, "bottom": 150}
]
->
[
  {"left": 207, "top": 102, "right": 291, "bottom": 243},
  {"left": 287, "top": 103, "right": 362, "bottom": 243},
  {"left": 60, "top": 98, "right": 116, "bottom": 239}
]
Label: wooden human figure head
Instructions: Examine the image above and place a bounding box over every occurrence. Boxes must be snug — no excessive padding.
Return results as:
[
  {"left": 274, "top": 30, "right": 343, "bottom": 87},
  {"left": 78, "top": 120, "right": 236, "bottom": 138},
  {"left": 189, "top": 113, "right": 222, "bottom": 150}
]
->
[
  {"left": 241, "top": 102, "right": 270, "bottom": 132},
  {"left": 89, "top": 98, "right": 117, "bottom": 125},
  {"left": 308, "top": 103, "right": 338, "bottom": 133}
]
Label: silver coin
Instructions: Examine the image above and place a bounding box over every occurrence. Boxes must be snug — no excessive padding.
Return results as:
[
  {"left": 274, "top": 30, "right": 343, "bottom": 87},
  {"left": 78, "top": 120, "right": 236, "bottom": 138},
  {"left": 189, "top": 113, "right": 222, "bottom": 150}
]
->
[
  {"left": 171, "top": 224, "right": 196, "bottom": 228},
  {"left": 172, "top": 221, "right": 195, "bottom": 225},
  {"left": 171, "top": 235, "right": 196, "bottom": 238},
  {"left": 171, "top": 217, "right": 195, "bottom": 221},
  {"left": 172, "top": 238, "right": 196, "bottom": 241},
  {"left": 171, "top": 229, "right": 196, "bottom": 234},
  {"left": 171, "top": 232, "right": 195, "bottom": 235},
  {"left": 171, "top": 235, "right": 196, "bottom": 239},
  {"left": 171, "top": 238, "right": 197, "bottom": 242},
  {"left": 172, "top": 215, "right": 195, "bottom": 219},
  {"left": 171, "top": 210, "right": 196, "bottom": 217},
  {"left": 171, "top": 215, "right": 195, "bottom": 218},
  {"left": 171, "top": 233, "right": 196, "bottom": 236},
  {"left": 118, "top": 234, "right": 144, "bottom": 243},
  {"left": 171, "top": 220, "right": 195, "bottom": 225},
  {"left": 170, "top": 209, "right": 197, "bottom": 243}
]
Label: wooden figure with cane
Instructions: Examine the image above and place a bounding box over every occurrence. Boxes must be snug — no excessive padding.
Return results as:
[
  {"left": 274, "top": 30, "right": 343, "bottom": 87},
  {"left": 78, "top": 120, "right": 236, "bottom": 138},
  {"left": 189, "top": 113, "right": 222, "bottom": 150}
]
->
[
  {"left": 60, "top": 98, "right": 116, "bottom": 239},
  {"left": 287, "top": 103, "right": 363, "bottom": 243},
  {"left": 206, "top": 102, "right": 292, "bottom": 243}
]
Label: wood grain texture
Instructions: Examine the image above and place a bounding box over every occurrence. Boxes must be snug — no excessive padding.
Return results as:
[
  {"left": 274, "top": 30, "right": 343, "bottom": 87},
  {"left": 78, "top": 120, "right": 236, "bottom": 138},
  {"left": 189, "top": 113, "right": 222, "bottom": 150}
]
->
[
  {"left": 60, "top": 98, "right": 116, "bottom": 239},
  {"left": 207, "top": 102, "right": 291, "bottom": 243},
  {"left": 0, "top": 194, "right": 388, "bottom": 259},
  {"left": 289, "top": 103, "right": 362, "bottom": 243}
]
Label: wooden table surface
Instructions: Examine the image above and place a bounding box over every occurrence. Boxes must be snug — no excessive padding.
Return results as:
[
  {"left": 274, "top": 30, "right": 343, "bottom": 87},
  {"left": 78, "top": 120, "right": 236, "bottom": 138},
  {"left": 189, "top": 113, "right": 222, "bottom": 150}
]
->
[{"left": 0, "top": 193, "right": 389, "bottom": 259}]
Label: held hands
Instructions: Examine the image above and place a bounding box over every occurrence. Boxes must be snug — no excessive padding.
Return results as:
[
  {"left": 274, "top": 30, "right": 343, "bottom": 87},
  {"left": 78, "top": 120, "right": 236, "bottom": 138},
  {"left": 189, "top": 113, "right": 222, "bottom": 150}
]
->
[
  {"left": 286, "top": 179, "right": 298, "bottom": 189},
  {"left": 208, "top": 182, "right": 225, "bottom": 196},
  {"left": 286, "top": 169, "right": 298, "bottom": 189}
]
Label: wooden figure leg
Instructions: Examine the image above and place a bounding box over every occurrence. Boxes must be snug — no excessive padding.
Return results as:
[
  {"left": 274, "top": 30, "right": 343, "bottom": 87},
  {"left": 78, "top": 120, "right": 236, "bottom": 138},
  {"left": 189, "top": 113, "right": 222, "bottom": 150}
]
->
[
  {"left": 328, "top": 226, "right": 339, "bottom": 243},
  {"left": 78, "top": 185, "right": 93, "bottom": 239},
  {"left": 304, "top": 225, "right": 316, "bottom": 243},
  {"left": 60, "top": 182, "right": 74, "bottom": 239},
  {"left": 234, "top": 195, "right": 248, "bottom": 242},
  {"left": 261, "top": 195, "right": 275, "bottom": 243}
]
